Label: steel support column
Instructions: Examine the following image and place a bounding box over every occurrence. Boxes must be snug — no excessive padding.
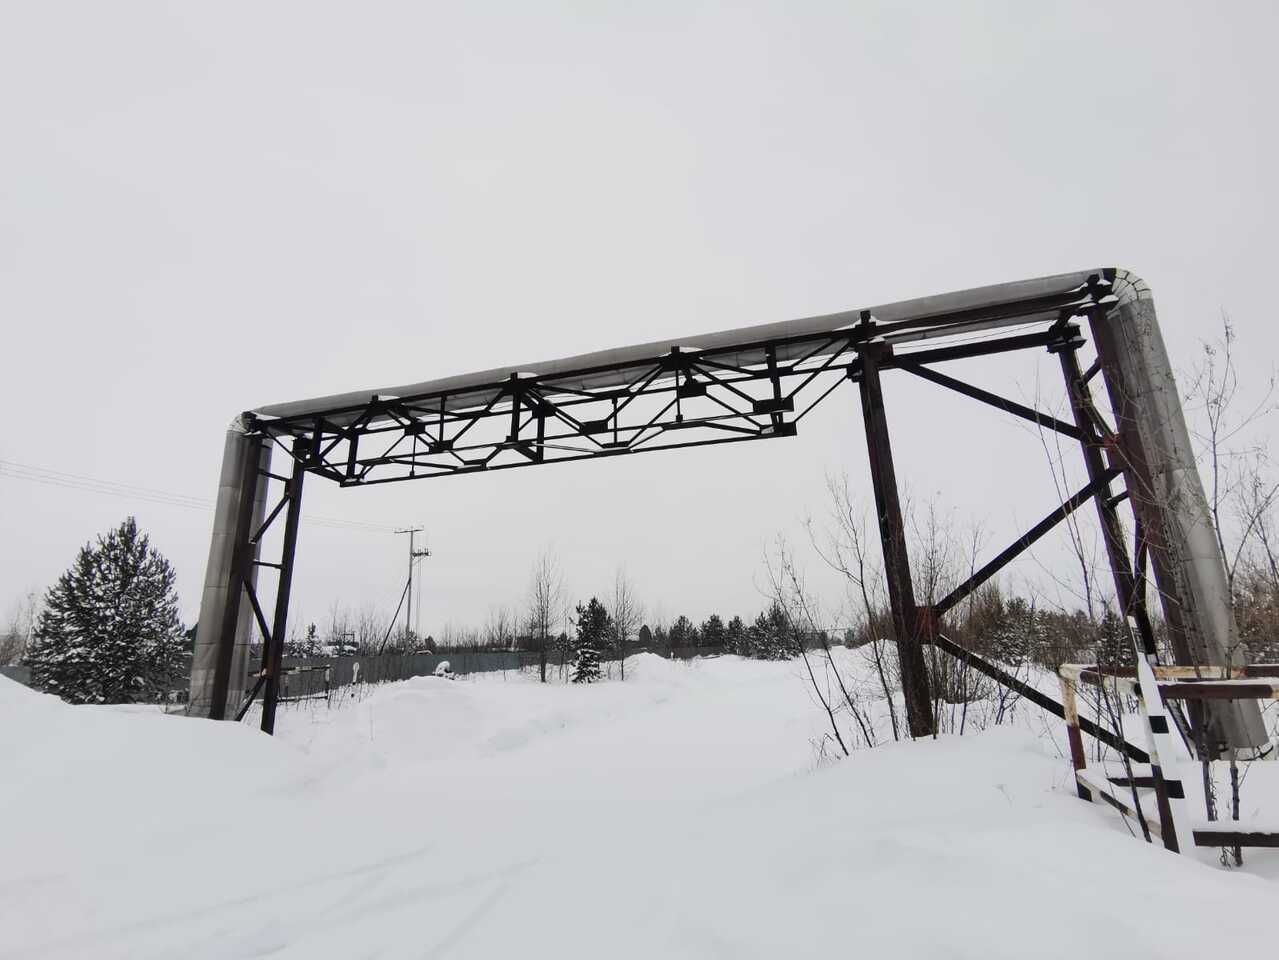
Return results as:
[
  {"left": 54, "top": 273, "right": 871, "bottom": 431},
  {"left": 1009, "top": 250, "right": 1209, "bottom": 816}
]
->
[
  {"left": 1054, "top": 332, "right": 1157, "bottom": 655},
  {"left": 857, "top": 341, "right": 935, "bottom": 738},
  {"left": 260, "top": 440, "right": 307, "bottom": 735}
]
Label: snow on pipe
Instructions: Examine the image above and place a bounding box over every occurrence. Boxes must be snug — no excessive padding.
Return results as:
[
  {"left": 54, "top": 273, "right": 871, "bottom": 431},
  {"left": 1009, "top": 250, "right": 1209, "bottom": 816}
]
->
[
  {"left": 187, "top": 420, "right": 271, "bottom": 719},
  {"left": 196, "top": 269, "right": 1268, "bottom": 750},
  {"left": 1092, "top": 272, "right": 1268, "bottom": 751}
]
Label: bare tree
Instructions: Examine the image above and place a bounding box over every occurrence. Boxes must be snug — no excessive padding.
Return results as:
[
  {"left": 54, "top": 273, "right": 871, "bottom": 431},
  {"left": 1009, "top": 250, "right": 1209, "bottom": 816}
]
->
[
  {"left": 483, "top": 605, "right": 516, "bottom": 649},
  {"left": 526, "top": 549, "right": 564, "bottom": 683},
  {"left": 1183, "top": 316, "right": 1276, "bottom": 597},
  {"left": 353, "top": 603, "right": 390, "bottom": 654},
  {"left": 1182, "top": 318, "right": 1279, "bottom": 853},
  {"left": 0, "top": 589, "right": 39, "bottom": 666},
  {"left": 611, "top": 567, "right": 643, "bottom": 681},
  {"left": 807, "top": 472, "right": 900, "bottom": 741},
  {"left": 764, "top": 536, "right": 877, "bottom": 754}
]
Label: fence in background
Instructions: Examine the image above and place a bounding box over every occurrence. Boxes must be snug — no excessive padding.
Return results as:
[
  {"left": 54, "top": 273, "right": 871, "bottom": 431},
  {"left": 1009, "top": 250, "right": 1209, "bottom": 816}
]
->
[
  {"left": 269, "top": 644, "right": 730, "bottom": 702},
  {"left": 0, "top": 664, "right": 31, "bottom": 687}
]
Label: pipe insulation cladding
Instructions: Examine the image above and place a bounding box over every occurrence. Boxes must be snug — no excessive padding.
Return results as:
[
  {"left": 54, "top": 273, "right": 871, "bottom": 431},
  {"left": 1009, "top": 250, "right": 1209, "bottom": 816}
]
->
[
  {"left": 1092, "top": 274, "right": 1269, "bottom": 751},
  {"left": 189, "top": 269, "right": 1270, "bottom": 752},
  {"left": 188, "top": 421, "right": 271, "bottom": 720}
]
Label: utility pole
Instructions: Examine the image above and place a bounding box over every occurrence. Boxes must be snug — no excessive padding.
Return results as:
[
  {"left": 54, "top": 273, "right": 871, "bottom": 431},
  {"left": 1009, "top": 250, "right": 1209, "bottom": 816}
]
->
[
  {"left": 412, "top": 541, "right": 431, "bottom": 641},
  {"left": 394, "top": 526, "right": 431, "bottom": 645}
]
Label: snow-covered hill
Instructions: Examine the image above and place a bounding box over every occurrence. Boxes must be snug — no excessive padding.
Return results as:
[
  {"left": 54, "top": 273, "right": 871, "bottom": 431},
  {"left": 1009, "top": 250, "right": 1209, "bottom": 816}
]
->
[{"left": 2, "top": 653, "right": 1276, "bottom": 959}]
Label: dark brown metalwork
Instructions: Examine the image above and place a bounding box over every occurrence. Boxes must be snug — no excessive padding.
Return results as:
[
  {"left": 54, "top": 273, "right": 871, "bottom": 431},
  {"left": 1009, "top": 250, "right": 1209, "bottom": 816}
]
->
[
  {"left": 897, "top": 361, "right": 1082, "bottom": 441},
  {"left": 1192, "top": 831, "right": 1279, "bottom": 848},
  {"left": 260, "top": 439, "right": 307, "bottom": 735},
  {"left": 933, "top": 468, "right": 1122, "bottom": 617},
  {"left": 197, "top": 271, "right": 1262, "bottom": 755},
  {"left": 938, "top": 636, "right": 1149, "bottom": 762},
  {"left": 857, "top": 340, "right": 935, "bottom": 738},
  {"left": 221, "top": 281, "right": 1157, "bottom": 741},
  {"left": 1055, "top": 331, "right": 1157, "bottom": 655}
]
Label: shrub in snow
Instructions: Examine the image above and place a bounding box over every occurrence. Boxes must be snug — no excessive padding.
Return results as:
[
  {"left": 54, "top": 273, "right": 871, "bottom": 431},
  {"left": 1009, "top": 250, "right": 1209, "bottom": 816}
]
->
[
  {"left": 25, "top": 517, "right": 185, "bottom": 704},
  {"left": 572, "top": 597, "right": 610, "bottom": 683}
]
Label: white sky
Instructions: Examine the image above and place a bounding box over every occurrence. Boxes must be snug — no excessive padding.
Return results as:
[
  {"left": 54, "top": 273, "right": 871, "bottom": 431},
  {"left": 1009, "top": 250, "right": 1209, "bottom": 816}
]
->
[{"left": 2, "top": 2, "right": 1276, "bottom": 636}]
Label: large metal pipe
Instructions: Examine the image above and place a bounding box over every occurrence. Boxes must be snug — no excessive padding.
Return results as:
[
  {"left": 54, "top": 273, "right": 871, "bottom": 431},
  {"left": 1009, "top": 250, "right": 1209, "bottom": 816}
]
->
[
  {"left": 1092, "top": 272, "right": 1268, "bottom": 751},
  {"left": 188, "top": 419, "right": 271, "bottom": 719},
  {"left": 197, "top": 269, "right": 1268, "bottom": 755}
]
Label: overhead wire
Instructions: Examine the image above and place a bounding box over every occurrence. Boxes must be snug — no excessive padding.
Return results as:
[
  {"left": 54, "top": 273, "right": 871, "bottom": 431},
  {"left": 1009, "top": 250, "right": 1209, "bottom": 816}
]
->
[{"left": 0, "top": 459, "right": 398, "bottom": 533}]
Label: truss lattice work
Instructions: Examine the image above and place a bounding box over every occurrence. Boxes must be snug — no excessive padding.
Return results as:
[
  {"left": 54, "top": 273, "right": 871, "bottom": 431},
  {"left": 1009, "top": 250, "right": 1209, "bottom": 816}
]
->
[{"left": 188, "top": 269, "right": 1270, "bottom": 751}]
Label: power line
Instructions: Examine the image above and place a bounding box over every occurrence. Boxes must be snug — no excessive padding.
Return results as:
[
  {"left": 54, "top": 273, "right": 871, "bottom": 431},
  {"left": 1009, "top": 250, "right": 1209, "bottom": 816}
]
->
[{"left": 0, "top": 459, "right": 398, "bottom": 533}]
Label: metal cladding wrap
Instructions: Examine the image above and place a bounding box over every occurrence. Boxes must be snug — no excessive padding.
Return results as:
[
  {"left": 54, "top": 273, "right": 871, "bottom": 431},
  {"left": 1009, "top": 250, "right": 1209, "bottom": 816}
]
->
[
  {"left": 249, "top": 270, "right": 1102, "bottom": 427},
  {"left": 188, "top": 420, "right": 271, "bottom": 719},
  {"left": 1090, "top": 273, "right": 1268, "bottom": 751},
  {"left": 192, "top": 269, "right": 1269, "bottom": 751}
]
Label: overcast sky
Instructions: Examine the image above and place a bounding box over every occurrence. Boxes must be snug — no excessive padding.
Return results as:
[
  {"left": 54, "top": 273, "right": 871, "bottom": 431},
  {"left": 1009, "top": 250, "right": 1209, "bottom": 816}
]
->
[{"left": 2, "top": 2, "right": 1276, "bottom": 638}]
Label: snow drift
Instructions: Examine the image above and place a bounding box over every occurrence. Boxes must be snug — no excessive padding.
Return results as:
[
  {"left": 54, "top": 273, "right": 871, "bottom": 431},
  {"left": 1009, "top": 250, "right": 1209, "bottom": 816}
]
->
[{"left": 2, "top": 653, "right": 1276, "bottom": 959}]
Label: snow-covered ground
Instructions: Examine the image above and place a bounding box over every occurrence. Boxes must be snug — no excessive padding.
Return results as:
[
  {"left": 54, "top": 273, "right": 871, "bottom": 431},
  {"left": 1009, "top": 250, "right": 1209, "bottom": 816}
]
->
[{"left": 3, "top": 652, "right": 1277, "bottom": 959}]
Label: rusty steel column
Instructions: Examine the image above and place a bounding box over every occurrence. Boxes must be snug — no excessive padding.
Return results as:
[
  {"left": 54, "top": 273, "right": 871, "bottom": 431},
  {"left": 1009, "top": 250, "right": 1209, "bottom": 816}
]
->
[
  {"left": 1090, "top": 273, "right": 1267, "bottom": 752},
  {"left": 1053, "top": 329, "right": 1157, "bottom": 654},
  {"left": 260, "top": 439, "right": 307, "bottom": 735},
  {"left": 857, "top": 342, "right": 935, "bottom": 738}
]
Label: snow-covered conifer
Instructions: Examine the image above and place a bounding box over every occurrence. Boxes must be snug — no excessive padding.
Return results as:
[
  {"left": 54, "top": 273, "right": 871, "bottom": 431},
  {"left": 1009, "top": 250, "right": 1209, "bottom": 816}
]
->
[
  {"left": 572, "top": 597, "right": 610, "bottom": 683},
  {"left": 26, "top": 517, "right": 184, "bottom": 704},
  {"left": 1094, "top": 607, "right": 1135, "bottom": 668}
]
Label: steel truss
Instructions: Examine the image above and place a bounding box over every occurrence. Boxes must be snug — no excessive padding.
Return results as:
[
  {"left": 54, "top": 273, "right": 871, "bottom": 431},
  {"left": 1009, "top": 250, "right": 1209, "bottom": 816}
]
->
[
  {"left": 194, "top": 270, "right": 1266, "bottom": 751},
  {"left": 249, "top": 284, "right": 1099, "bottom": 487}
]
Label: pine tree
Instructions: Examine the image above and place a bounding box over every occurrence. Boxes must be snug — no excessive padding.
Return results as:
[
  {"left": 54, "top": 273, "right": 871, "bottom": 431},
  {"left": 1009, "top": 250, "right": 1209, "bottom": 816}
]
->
[
  {"left": 700, "top": 614, "right": 726, "bottom": 648},
  {"left": 748, "top": 603, "right": 796, "bottom": 660},
  {"left": 725, "top": 615, "right": 748, "bottom": 654},
  {"left": 286, "top": 622, "right": 322, "bottom": 658},
  {"left": 26, "top": 517, "right": 185, "bottom": 704},
  {"left": 572, "top": 597, "right": 610, "bottom": 683},
  {"left": 669, "top": 615, "right": 697, "bottom": 647},
  {"left": 1094, "top": 607, "right": 1135, "bottom": 668},
  {"left": 992, "top": 596, "right": 1034, "bottom": 666}
]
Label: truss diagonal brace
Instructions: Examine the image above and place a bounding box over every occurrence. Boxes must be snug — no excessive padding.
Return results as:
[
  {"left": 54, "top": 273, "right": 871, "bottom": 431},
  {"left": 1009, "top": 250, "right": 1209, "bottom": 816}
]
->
[
  {"left": 934, "top": 467, "right": 1122, "bottom": 617},
  {"left": 233, "top": 675, "right": 266, "bottom": 722},
  {"left": 933, "top": 634, "right": 1149, "bottom": 763},
  {"left": 249, "top": 491, "right": 291, "bottom": 546},
  {"left": 897, "top": 361, "right": 1082, "bottom": 441}
]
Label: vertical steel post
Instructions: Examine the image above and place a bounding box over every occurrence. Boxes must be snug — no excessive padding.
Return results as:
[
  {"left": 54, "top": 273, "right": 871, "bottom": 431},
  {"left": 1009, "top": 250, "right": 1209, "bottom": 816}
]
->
[
  {"left": 857, "top": 342, "right": 935, "bottom": 738},
  {"left": 260, "top": 439, "right": 307, "bottom": 735},
  {"left": 1055, "top": 333, "right": 1157, "bottom": 654}
]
